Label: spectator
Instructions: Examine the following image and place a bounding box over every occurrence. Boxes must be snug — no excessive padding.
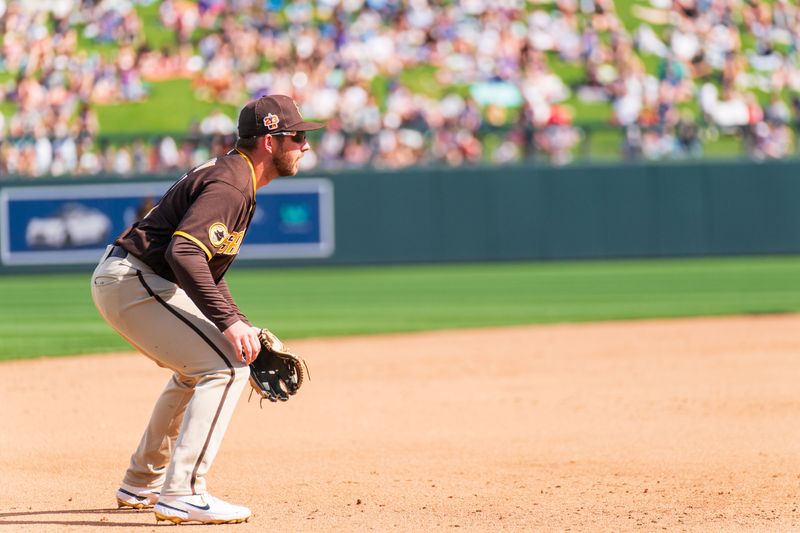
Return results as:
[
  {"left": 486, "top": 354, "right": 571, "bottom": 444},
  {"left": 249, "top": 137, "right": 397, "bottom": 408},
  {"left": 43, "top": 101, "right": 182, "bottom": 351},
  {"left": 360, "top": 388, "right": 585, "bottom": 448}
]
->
[
  {"left": 765, "top": 92, "right": 791, "bottom": 125},
  {"left": 675, "top": 110, "right": 702, "bottom": 158},
  {"left": 199, "top": 109, "right": 235, "bottom": 136},
  {"left": 6, "top": 0, "right": 800, "bottom": 178}
]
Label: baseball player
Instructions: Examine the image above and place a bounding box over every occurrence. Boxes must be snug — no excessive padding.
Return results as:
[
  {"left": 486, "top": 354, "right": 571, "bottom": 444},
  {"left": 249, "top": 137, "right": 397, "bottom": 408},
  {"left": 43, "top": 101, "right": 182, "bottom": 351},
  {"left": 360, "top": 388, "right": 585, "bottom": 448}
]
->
[{"left": 91, "top": 95, "right": 323, "bottom": 525}]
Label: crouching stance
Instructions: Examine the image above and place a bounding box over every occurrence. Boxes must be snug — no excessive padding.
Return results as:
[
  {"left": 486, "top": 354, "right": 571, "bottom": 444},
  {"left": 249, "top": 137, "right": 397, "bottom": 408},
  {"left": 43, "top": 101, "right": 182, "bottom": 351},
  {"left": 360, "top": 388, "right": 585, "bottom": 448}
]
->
[{"left": 91, "top": 95, "right": 323, "bottom": 524}]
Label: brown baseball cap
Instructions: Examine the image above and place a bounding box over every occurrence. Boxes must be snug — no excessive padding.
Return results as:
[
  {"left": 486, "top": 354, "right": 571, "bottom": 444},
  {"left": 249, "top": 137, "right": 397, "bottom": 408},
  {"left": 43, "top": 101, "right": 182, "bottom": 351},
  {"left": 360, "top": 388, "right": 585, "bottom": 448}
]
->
[{"left": 237, "top": 94, "right": 325, "bottom": 137}]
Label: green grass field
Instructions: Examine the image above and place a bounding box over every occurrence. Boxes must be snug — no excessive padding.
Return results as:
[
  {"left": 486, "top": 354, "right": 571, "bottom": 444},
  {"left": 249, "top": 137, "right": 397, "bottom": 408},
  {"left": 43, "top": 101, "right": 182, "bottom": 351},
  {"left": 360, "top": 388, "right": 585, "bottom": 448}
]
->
[{"left": 1, "top": 256, "right": 799, "bottom": 361}]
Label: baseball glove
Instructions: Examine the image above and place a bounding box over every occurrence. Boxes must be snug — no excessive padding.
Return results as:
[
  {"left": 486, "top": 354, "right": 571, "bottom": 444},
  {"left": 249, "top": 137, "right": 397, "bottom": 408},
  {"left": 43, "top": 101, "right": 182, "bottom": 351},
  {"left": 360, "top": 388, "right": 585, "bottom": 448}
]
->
[{"left": 249, "top": 329, "right": 309, "bottom": 405}]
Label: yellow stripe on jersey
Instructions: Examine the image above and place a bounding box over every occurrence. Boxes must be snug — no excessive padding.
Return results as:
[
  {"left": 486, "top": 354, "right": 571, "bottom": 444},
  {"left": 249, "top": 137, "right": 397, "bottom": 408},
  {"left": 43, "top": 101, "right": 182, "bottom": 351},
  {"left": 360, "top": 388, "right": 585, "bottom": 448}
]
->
[
  {"left": 173, "top": 231, "right": 213, "bottom": 260},
  {"left": 234, "top": 148, "right": 257, "bottom": 201},
  {"left": 235, "top": 148, "right": 257, "bottom": 216}
]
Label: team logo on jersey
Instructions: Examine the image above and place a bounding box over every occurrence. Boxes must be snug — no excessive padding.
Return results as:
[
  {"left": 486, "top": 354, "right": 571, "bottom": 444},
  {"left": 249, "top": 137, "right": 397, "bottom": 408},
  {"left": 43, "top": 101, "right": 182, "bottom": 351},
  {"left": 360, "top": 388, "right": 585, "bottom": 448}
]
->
[
  {"left": 215, "top": 230, "right": 245, "bottom": 255},
  {"left": 209, "top": 222, "right": 228, "bottom": 247},
  {"left": 263, "top": 113, "right": 280, "bottom": 130}
]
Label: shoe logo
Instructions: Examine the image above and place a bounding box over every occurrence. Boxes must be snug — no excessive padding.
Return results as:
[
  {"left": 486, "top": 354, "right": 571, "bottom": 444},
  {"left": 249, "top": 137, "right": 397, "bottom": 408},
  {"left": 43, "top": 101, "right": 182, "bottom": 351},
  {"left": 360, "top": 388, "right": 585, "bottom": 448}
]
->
[{"left": 184, "top": 501, "right": 211, "bottom": 511}]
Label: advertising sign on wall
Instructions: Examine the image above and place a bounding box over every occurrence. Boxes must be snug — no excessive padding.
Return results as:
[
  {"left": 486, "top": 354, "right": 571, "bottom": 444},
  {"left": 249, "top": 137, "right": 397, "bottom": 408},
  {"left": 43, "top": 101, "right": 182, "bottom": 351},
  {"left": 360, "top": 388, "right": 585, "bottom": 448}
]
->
[{"left": 0, "top": 179, "right": 334, "bottom": 266}]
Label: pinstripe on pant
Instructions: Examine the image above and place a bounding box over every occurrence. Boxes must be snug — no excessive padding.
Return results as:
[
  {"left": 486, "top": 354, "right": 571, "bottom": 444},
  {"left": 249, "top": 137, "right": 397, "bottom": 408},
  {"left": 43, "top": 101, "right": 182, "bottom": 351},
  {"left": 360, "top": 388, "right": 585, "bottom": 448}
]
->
[{"left": 91, "top": 246, "right": 250, "bottom": 496}]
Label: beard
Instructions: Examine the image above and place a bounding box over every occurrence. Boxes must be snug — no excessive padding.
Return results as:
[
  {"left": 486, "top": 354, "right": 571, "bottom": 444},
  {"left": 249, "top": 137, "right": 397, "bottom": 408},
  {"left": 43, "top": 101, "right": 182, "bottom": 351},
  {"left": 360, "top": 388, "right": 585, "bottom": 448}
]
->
[{"left": 272, "top": 144, "right": 298, "bottom": 176}]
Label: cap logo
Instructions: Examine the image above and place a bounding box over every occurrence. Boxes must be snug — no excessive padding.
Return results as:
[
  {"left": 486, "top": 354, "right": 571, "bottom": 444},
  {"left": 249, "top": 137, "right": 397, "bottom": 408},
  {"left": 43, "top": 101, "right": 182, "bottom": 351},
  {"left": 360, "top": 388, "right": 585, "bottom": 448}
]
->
[{"left": 263, "top": 113, "right": 280, "bottom": 130}]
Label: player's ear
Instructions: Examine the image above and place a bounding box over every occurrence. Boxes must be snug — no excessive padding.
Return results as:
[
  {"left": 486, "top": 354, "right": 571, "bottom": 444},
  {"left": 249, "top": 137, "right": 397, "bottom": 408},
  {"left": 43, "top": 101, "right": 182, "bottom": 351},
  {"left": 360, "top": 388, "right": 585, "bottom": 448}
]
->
[{"left": 262, "top": 135, "right": 272, "bottom": 153}]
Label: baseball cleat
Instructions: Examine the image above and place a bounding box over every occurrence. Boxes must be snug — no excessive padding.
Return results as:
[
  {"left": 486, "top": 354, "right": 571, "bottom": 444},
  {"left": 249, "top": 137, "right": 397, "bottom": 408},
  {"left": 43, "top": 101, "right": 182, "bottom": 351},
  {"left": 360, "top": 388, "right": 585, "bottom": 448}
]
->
[
  {"left": 116, "top": 485, "right": 161, "bottom": 509},
  {"left": 154, "top": 493, "right": 251, "bottom": 524}
]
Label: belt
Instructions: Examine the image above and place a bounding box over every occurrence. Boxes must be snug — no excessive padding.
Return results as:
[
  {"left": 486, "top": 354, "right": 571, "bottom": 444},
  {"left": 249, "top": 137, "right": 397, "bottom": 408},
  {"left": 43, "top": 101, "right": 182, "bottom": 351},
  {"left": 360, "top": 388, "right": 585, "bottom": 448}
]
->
[{"left": 108, "top": 245, "right": 128, "bottom": 260}]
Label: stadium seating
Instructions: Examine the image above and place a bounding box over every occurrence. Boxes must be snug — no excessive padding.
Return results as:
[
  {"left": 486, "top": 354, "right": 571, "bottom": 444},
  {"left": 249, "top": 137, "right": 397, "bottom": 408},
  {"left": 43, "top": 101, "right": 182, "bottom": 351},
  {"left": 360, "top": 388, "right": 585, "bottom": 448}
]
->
[{"left": 1, "top": 0, "right": 799, "bottom": 177}]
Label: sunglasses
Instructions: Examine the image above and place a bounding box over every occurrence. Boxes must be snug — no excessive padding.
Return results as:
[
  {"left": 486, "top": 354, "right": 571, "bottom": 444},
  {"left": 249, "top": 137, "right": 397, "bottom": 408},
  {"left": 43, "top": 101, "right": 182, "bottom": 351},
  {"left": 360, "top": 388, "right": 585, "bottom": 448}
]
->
[{"left": 271, "top": 131, "right": 307, "bottom": 144}]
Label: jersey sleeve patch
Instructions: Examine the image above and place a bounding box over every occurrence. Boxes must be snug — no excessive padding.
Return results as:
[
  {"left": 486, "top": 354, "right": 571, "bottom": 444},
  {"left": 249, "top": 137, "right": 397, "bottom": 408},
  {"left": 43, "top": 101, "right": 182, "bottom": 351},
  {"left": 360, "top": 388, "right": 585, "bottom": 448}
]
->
[
  {"left": 209, "top": 222, "right": 229, "bottom": 247},
  {"left": 208, "top": 222, "right": 244, "bottom": 256}
]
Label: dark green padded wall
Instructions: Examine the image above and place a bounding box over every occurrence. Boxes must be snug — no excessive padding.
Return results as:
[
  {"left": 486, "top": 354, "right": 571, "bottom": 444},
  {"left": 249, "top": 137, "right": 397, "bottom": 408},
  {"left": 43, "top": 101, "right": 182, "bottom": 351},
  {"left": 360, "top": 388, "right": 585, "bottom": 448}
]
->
[
  {"left": 325, "top": 161, "right": 800, "bottom": 264},
  {"left": 1, "top": 160, "right": 799, "bottom": 271}
]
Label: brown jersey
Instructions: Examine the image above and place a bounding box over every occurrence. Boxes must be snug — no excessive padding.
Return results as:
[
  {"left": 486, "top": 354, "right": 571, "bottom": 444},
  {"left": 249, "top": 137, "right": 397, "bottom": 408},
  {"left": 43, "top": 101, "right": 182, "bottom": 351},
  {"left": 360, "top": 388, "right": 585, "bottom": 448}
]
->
[{"left": 116, "top": 149, "right": 258, "bottom": 330}]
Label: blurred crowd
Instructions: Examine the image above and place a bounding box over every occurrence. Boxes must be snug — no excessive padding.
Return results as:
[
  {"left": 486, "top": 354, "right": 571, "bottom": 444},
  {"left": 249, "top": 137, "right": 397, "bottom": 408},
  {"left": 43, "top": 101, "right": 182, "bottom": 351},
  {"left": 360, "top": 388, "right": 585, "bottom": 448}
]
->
[{"left": 2, "top": 0, "right": 800, "bottom": 178}]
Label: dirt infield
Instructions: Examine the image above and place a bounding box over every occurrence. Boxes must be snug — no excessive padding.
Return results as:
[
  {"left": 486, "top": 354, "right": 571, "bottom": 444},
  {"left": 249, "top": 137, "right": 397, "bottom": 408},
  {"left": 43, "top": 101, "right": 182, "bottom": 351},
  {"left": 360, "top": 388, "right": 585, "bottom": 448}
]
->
[{"left": 2, "top": 315, "right": 800, "bottom": 532}]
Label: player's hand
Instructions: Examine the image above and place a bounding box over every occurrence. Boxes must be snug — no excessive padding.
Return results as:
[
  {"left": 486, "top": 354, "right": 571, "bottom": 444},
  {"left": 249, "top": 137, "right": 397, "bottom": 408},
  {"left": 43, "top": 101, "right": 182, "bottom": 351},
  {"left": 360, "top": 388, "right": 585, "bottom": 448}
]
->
[{"left": 223, "top": 321, "right": 262, "bottom": 364}]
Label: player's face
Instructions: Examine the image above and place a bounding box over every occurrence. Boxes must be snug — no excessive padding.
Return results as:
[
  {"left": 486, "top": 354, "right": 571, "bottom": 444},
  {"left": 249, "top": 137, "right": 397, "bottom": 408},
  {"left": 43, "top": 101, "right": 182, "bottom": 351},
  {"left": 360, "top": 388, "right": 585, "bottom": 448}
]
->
[{"left": 272, "top": 132, "right": 309, "bottom": 176}]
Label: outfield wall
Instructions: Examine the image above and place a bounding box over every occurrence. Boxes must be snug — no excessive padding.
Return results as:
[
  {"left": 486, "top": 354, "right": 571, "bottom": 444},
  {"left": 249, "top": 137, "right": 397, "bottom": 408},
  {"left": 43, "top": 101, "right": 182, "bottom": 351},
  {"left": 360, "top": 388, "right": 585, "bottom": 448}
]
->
[{"left": 1, "top": 160, "right": 799, "bottom": 272}]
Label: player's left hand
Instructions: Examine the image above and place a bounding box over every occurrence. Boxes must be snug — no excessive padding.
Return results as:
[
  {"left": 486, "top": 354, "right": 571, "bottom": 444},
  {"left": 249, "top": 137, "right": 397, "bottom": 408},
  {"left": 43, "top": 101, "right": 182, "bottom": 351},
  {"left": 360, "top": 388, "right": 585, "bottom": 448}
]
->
[{"left": 249, "top": 329, "right": 309, "bottom": 404}]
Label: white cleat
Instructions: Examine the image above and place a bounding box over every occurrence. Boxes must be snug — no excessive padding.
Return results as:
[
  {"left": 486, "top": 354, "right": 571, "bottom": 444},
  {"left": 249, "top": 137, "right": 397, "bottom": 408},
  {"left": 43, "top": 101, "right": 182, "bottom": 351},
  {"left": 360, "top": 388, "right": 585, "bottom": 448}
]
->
[
  {"left": 116, "top": 484, "right": 161, "bottom": 509},
  {"left": 154, "top": 493, "right": 251, "bottom": 525}
]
